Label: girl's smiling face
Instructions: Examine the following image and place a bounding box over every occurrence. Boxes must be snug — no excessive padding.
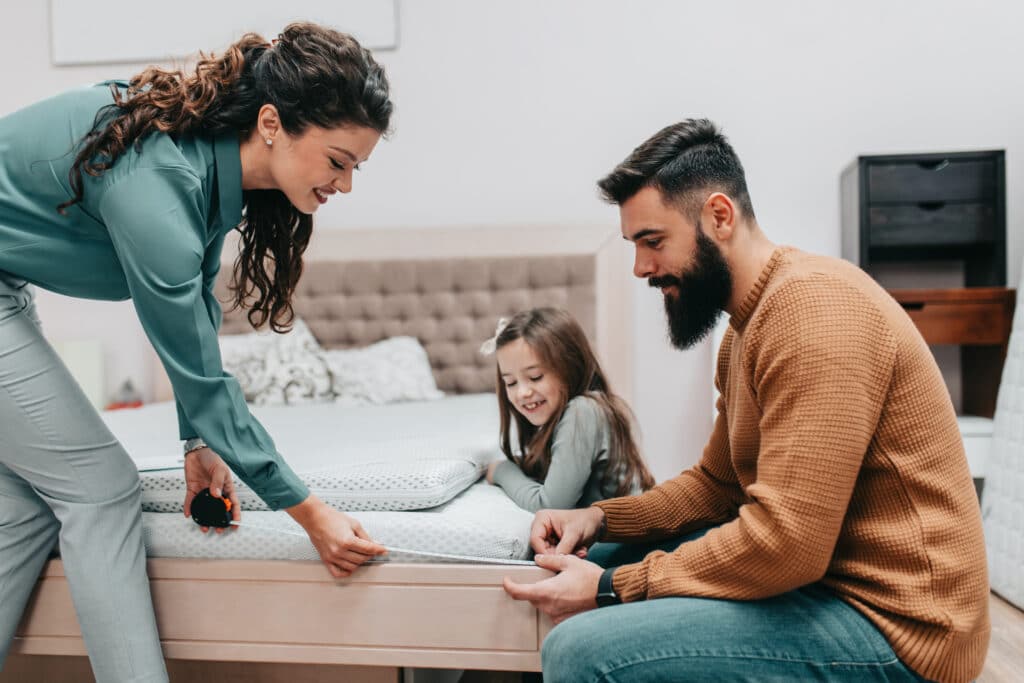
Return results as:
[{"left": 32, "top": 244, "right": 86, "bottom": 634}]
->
[{"left": 497, "top": 338, "right": 564, "bottom": 427}]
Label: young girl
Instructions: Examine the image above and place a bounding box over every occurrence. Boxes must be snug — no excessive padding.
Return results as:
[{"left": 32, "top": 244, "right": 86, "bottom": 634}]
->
[{"left": 481, "top": 307, "right": 655, "bottom": 512}]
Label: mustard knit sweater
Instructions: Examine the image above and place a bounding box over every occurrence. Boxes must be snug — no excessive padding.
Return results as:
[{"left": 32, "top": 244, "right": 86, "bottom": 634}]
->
[{"left": 595, "top": 247, "right": 989, "bottom": 683}]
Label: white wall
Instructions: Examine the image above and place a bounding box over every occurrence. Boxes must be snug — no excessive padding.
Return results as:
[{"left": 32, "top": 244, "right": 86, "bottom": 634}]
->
[{"left": 2, "top": 1, "right": 1022, "bottom": 480}]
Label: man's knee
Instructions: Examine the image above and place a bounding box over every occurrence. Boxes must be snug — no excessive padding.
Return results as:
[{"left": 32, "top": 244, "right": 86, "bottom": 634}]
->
[
  {"left": 541, "top": 613, "right": 606, "bottom": 683},
  {"left": 541, "top": 620, "right": 578, "bottom": 682}
]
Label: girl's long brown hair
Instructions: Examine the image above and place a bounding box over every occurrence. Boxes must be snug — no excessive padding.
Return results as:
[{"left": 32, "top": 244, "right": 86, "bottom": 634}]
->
[
  {"left": 494, "top": 307, "right": 655, "bottom": 498},
  {"left": 57, "top": 22, "right": 392, "bottom": 332}
]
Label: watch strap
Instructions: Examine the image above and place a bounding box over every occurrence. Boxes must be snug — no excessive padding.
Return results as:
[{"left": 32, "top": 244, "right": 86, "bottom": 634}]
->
[
  {"left": 184, "top": 437, "right": 207, "bottom": 455},
  {"left": 596, "top": 566, "right": 621, "bottom": 607}
]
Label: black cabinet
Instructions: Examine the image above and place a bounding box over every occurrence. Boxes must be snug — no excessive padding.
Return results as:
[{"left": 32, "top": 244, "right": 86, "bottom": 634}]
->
[
  {"left": 841, "top": 149, "right": 1012, "bottom": 419},
  {"left": 841, "top": 150, "right": 1006, "bottom": 286}
]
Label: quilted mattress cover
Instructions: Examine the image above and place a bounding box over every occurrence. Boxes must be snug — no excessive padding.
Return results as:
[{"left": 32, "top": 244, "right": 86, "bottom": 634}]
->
[
  {"left": 102, "top": 394, "right": 501, "bottom": 513},
  {"left": 141, "top": 483, "right": 534, "bottom": 563}
]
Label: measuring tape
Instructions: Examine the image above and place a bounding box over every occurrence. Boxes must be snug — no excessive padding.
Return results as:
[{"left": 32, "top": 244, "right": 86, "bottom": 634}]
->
[{"left": 190, "top": 488, "right": 537, "bottom": 566}]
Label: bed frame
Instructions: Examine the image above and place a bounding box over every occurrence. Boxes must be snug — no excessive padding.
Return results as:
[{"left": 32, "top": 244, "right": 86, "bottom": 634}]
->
[{"left": 7, "top": 225, "right": 632, "bottom": 681}]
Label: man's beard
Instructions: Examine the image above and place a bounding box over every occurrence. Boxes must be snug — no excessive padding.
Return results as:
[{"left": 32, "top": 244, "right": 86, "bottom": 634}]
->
[{"left": 649, "top": 228, "right": 733, "bottom": 350}]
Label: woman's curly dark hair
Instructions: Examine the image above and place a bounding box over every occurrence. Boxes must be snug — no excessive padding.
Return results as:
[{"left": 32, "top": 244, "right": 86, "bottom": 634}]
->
[{"left": 58, "top": 22, "right": 392, "bottom": 331}]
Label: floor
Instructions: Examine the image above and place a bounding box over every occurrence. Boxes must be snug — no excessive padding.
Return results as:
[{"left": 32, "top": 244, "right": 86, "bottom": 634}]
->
[
  {"left": 979, "top": 593, "right": 1024, "bottom": 683},
  {"left": 0, "top": 659, "right": 400, "bottom": 682}
]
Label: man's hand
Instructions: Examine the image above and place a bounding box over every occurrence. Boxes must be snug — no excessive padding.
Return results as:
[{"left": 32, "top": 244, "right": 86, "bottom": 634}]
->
[
  {"left": 530, "top": 506, "right": 606, "bottom": 557},
  {"left": 503, "top": 554, "right": 604, "bottom": 624},
  {"left": 183, "top": 447, "right": 240, "bottom": 533}
]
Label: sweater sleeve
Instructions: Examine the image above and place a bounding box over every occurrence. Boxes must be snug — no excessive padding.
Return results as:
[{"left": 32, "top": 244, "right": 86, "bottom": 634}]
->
[
  {"left": 492, "top": 397, "right": 605, "bottom": 512},
  {"left": 594, "top": 329, "right": 745, "bottom": 541},
  {"left": 607, "top": 275, "right": 897, "bottom": 603},
  {"left": 98, "top": 168, "right": 308, "bottom": 510}
]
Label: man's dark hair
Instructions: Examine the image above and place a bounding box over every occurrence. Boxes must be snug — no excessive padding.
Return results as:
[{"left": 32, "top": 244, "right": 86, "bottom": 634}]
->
[{"left": 597, "top": 119, "right": 755, "bottom": 222}]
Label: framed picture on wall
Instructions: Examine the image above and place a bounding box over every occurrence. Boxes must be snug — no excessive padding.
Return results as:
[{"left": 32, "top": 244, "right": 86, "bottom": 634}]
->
[{"left": 50, "top": 0, "right": 397, "bottom": 66}]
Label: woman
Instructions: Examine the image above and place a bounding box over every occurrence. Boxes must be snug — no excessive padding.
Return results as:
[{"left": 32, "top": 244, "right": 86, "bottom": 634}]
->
[{"left": 0, "top": 22, "right": 391, "bottom": 682}]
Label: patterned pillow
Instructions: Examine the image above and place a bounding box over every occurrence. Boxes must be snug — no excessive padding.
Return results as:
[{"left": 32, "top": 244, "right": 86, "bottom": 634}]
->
[
  {"left": 325, "top": 336, "right": 444, "bottom": 406},
  {"left": 219, "top": 319, "right": 334, "bottom": 405}
]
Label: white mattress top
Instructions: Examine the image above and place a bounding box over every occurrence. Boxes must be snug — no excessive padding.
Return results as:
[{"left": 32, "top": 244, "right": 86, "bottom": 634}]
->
[
  {"left": 103, "top": 393, "right": 501, "bottom": 472},
  {"left": 104, "top": 394, "right": 506, "bottom": 512}
]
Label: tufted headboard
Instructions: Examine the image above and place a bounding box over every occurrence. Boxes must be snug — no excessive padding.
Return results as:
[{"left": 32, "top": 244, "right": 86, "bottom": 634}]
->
[{"left": 152, "top": 225, "right": 632, "bottom": 399}]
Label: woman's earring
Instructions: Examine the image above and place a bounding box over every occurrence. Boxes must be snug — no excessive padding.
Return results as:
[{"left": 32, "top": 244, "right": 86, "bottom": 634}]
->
[{"left": 265, "top": 138, "right": 273, "bottom": 146}]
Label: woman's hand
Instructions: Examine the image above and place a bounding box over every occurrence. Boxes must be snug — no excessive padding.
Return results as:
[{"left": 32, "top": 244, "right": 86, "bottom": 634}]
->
[
  {"left": 287, "top": 495, "right": 387, "bottom": 578},
  {"left": 486, "top": 460, "right": 501, "bottom": 484},
  {"left": 182, "top": 447, "right": 240, "bottom": 533}
]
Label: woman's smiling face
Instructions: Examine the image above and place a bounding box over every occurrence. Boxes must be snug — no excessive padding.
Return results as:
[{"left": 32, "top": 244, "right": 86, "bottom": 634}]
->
[{"left": 264, "top": 122, "right": 381, "bottom": 214}]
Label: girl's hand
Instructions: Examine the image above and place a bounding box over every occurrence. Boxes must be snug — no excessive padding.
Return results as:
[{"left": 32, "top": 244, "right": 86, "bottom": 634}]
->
[
  {"left": 287, "top": 496, "right": 387, "bottom": 578},
  {"left": 183, "top": 447, "right": 241, "bottom": 533},
  {"left": 486, "top": 460, "right": 501, "bottom": 484}
]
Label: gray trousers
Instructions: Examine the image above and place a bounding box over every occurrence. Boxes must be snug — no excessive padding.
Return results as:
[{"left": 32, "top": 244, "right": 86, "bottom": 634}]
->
[{"left": 0, "top": 275, "right": 168, "bottom": 682}]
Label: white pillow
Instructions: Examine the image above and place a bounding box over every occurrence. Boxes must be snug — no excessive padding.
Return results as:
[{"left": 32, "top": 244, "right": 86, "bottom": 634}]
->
[
  {"left": 219, "top": 319, "right": 334, "bottom": 406},
  {"left": 325, "top": 336, "right": 443, "bottom": 406}
]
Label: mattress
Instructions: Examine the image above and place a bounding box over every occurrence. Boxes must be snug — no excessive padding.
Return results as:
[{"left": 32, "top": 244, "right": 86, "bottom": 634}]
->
[
  {"left": 983, "top": 280, "right": 1024, "bottom": 609},
  {"left": 141, "top": 483, "right": 535, "bottom": 563},
  {"left": 102, "top": 394, "right": 502, "bottom": 512}
]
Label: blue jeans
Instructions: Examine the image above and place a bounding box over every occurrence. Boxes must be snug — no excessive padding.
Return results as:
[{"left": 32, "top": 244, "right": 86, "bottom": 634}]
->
[{"left": 541, "top": 528, "right": 928, "bottom": 683}]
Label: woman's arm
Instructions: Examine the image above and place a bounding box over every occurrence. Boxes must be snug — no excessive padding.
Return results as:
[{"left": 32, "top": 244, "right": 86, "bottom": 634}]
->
[
  {"left": 98, "top": 167, "right": 307, "bottom": 509},
  {"left": 99, "top": 166, "right": 388, "bottom": 574}
]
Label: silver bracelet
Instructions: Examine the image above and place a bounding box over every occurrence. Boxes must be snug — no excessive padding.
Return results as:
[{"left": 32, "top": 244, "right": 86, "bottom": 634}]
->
[{"left": 183, "top": 437, "right": 207, "bottom": 455}]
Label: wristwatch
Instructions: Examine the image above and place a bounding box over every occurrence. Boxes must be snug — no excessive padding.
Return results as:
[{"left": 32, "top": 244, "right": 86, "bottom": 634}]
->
[
  {"left": 595, "top": 567, "right": 621, "bottom": 607},
  {"left": 183, "top": 437, "right": 207, "bottom": 455}
]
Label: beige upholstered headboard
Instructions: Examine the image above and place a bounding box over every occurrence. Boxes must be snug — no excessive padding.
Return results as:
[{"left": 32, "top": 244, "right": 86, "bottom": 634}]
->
[{"left": 152, "top": 225, "right": 633, "bottom": 401}]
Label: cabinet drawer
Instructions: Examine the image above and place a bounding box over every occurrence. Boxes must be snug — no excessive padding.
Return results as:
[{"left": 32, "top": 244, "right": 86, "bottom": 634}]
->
[
  {"left": 888, "top": 288, "right": 1014, "bottom": 346},
  {"left": 900, "top": 301, "right": 1009, "bottom": 345},
  {"left": 868, "top": 203, "right": 996, "bottom": 247},
  {"left": 868, "top": 159, "right": 996, "bottom": 203}
]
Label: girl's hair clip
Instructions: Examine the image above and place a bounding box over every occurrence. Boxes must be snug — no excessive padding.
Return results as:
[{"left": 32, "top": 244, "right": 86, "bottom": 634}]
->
[{"left": 479, "top": 317, "right": 510, "bottom": 356}]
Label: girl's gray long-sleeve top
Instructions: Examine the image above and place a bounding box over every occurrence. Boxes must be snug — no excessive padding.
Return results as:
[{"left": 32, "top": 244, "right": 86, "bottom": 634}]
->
[{"left": 492, "top": 395, "right": 628, "bottom": 512}]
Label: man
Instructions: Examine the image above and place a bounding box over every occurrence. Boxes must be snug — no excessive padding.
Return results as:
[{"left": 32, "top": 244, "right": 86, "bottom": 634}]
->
[{"left": 504, "top": 119, "right": 989, "bottom": 683}]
